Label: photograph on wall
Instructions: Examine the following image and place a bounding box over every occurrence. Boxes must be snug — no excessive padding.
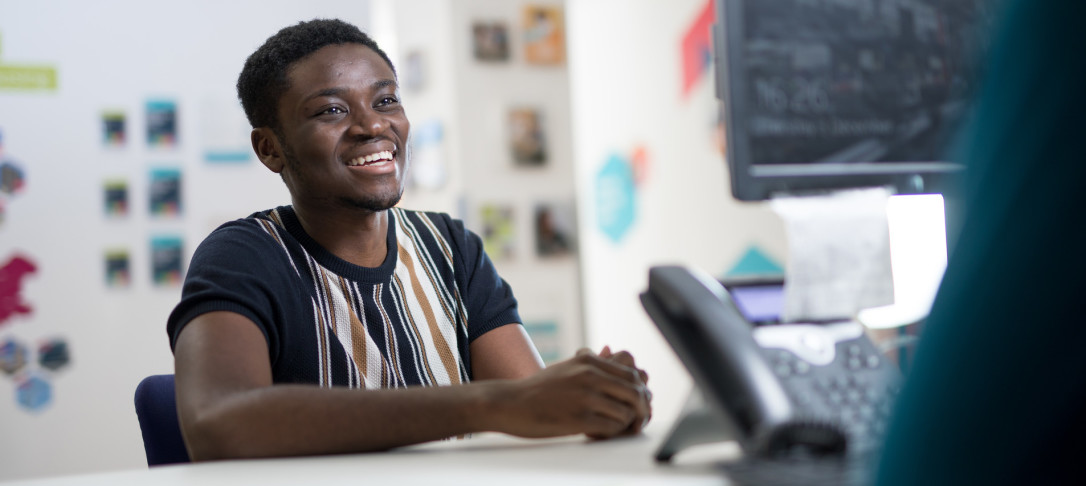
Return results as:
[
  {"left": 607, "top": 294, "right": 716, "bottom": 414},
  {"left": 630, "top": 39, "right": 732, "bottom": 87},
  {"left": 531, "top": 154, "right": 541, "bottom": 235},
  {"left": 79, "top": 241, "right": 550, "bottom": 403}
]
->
[
  {"left": 145, "top": 99, "right": 178, "bottom": 148},
  {"left": 534, "top": 201, "right": 576, "bottom": 258},
  {"left": 508, "top": 107, "right": 547, "bottom": 166},
  {"left": 472, "top": 21, "right": 510, "bottom": 62},
  {"left": 102, "top": 111, "right": 126, "bottom": 147},
  {"left": 523, "top": 5, "right": 566, "bottom": 65},
  {"left": 103, "top": 179, "right": 128, "bottom": 217},
  {"left": 523, "top": 319, "right": 561, "bottom": 364},
  {"left": 150, "top": 236, "right": 184, "bottom": 287},
  {"left": 104, "top": 248, "right": 131, "bottom": 288},
  {"left": 478, "top": 203, "right": 516, "bottom": 261},
  {"left": 148, "top": 168, "right": 182, "bottom": 217}
]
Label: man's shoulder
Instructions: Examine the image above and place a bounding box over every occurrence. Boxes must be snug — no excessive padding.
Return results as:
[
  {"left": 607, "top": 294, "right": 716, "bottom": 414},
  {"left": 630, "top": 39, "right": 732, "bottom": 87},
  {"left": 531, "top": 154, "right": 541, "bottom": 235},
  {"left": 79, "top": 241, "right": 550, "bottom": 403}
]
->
[{"left": 200, "top": 207, "right": 292, "bottom": 249}]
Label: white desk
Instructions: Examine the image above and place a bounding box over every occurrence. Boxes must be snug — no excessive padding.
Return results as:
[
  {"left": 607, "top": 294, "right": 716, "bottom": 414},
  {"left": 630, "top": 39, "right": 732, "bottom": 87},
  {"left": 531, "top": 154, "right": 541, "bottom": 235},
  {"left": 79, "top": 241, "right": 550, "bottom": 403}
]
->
[{"left": 1, "top": 426, "right": 741, "bottom": 485}]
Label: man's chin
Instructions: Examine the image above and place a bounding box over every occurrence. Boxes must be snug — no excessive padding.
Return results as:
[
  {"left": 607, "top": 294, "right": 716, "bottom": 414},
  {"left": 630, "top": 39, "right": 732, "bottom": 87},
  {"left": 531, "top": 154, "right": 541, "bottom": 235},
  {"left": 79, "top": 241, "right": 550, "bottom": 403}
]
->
[{"left": 341, "top": 193, "right": 403, "bottom": 213}]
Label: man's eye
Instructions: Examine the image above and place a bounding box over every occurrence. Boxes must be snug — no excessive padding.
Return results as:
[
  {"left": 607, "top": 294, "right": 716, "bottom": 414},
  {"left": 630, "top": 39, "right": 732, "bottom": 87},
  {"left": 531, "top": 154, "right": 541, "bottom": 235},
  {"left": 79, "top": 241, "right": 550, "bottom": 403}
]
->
[
  {"left": 320, "top": 106, "right": 346, "bottom": 115},
  {"left": 376, "top": 96, "right": 399, "bottom": 107}
]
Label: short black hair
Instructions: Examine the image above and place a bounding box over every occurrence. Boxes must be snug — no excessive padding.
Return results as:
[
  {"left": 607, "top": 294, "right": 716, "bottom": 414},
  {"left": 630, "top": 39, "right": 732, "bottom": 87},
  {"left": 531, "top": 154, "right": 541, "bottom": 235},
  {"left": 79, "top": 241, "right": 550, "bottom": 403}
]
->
[{"left": 236, "top": 18, "right": 396, "bottom": 130}]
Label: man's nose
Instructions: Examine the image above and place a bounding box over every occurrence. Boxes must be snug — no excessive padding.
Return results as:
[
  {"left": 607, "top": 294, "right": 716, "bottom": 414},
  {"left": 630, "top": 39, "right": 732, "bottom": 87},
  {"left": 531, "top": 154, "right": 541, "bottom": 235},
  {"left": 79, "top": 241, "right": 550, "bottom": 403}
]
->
[{"left": 348, "top": 105, "right": 388, "bottom": 137}]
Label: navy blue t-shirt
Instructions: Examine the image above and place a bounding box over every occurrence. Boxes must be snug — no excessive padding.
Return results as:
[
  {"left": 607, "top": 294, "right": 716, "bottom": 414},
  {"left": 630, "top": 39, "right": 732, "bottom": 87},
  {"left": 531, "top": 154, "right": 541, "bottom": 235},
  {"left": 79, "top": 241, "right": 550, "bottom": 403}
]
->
[{"left": 168, "top": 206, "right": 521, "bottom": 388}]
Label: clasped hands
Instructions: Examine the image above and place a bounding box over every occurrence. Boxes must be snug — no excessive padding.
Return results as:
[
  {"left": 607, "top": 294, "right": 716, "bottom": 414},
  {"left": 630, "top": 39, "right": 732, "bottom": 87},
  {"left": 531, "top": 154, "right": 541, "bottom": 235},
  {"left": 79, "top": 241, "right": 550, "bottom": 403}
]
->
[{"left": 492, "top": 346, "right": 652, "bottom": 440}]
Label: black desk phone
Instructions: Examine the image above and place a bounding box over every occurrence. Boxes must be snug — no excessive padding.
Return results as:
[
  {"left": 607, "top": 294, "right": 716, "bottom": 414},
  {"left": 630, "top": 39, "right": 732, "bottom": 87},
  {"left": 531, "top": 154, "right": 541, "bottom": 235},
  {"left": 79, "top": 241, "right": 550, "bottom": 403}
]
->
[{"left": 640, "top": 265, "right": 901, "bottom": 461}]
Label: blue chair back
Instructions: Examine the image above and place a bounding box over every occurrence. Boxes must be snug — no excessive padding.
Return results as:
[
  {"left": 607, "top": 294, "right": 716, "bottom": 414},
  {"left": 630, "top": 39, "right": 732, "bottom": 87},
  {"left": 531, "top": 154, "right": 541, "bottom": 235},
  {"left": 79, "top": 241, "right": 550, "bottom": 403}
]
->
[{"left": 134, "top": 374, "right": 191, "bottom": 466}]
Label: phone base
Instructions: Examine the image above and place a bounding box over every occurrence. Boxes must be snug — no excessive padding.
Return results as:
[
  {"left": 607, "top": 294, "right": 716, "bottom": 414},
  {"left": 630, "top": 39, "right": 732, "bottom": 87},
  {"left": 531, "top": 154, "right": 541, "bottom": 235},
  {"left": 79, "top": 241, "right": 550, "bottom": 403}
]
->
[{"left": 655, "top": 389, "right": 740, "bottom": 462}]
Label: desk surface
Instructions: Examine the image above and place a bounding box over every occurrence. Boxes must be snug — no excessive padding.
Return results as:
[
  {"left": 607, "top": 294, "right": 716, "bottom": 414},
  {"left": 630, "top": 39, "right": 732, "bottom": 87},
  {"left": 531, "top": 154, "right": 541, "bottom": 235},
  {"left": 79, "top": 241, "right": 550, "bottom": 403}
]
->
[{"left": 2, "top": 426, "right": 741, "bottom": 485}]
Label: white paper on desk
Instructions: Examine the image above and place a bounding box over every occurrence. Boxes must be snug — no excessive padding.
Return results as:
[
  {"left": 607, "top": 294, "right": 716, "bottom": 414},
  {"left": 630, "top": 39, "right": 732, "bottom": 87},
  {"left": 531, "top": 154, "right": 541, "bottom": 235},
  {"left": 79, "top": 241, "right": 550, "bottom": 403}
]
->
[{"left": 771, "top": 187, "right": 895, "bottom": 322}]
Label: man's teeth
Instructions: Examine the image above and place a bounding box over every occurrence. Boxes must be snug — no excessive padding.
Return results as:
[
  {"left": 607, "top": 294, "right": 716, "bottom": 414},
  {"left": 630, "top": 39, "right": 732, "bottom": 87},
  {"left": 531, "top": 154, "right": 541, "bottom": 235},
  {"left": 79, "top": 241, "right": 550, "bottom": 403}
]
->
[{"left": 348, "top": 151, "right": 394, "bottom": 166}]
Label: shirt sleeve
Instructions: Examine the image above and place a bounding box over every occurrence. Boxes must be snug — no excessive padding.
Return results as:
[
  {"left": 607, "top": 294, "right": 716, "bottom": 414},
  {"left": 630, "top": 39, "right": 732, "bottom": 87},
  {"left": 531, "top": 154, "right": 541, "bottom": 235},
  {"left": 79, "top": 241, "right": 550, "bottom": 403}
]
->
[
  {"left": 444, "top": 215, "right": 522, "bottom": 342},
  {"left": 166, "top": 219, "right": 292, "bottom": 363}
]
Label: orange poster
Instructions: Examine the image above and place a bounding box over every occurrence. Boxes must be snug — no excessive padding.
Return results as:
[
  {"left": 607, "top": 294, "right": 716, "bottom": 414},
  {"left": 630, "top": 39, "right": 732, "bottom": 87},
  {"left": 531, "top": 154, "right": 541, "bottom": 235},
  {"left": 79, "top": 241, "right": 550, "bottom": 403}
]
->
[{"left": 523, "top": 5, "right": 565, "bottom": 65}]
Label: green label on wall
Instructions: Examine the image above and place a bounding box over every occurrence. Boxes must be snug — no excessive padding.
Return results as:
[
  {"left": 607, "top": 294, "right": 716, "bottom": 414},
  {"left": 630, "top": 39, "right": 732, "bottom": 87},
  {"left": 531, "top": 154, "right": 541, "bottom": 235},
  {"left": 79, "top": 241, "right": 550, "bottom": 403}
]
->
[{"left": 0, "top": 64, "right": 57, "bottom": 91}]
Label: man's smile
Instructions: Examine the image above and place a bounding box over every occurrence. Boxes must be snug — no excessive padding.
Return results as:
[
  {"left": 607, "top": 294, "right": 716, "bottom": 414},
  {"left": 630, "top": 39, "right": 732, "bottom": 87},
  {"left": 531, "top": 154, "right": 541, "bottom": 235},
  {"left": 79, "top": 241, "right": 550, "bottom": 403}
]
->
[{"left": 347, "top": 150, "right": 396, "bottom": 167}]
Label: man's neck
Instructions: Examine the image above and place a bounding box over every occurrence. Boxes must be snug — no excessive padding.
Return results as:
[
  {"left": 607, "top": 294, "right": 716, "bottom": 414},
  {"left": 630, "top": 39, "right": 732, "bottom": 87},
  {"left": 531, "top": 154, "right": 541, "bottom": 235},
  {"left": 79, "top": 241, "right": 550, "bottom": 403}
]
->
[{"left": 292, "top": 203, "right": 390, "bottom": 268}]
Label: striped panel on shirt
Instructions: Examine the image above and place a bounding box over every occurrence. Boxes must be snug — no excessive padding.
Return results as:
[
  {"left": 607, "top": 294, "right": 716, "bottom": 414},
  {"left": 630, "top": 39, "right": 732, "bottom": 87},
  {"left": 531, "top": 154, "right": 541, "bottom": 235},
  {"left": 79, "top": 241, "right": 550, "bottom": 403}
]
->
[{"left": 258, "top": 208, "right": 467, "bottom": 389}]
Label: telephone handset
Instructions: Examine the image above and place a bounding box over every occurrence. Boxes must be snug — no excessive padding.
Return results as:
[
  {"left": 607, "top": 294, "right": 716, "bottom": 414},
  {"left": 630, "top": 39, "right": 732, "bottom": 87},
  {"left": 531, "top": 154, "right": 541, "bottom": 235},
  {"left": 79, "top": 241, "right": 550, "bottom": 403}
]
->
[{"left": 640, "top": 265, "right": 900, "bottom": 461}]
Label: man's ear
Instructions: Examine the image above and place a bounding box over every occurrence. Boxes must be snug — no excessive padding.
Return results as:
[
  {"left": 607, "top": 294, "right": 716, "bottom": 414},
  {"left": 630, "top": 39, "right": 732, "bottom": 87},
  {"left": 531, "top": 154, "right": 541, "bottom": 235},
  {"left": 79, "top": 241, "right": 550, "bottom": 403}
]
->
[{"left": 252, "top": 127, "right": 285, "bottom": 173}]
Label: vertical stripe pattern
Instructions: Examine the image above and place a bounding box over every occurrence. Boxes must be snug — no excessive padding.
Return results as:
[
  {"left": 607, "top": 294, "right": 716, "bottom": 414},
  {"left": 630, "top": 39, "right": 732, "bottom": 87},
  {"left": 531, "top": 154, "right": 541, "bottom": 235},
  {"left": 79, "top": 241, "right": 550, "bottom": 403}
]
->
[{"left": 254, "top": 208, "right": 468, "bottom": 389}]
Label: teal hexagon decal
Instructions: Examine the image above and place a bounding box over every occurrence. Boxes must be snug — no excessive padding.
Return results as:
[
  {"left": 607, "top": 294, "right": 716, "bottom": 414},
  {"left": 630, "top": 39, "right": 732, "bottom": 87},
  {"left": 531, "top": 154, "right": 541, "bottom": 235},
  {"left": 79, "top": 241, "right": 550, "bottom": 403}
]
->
[{"left": 595, "top": 153, "right": 637, "bottom": 243}]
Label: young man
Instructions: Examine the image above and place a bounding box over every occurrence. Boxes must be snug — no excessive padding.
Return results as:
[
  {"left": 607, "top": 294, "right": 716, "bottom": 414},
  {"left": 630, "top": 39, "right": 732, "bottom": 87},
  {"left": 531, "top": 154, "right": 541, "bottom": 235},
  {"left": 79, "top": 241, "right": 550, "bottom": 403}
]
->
[{"left": 167, "top": 19, "right": 651, "bottom": 461}]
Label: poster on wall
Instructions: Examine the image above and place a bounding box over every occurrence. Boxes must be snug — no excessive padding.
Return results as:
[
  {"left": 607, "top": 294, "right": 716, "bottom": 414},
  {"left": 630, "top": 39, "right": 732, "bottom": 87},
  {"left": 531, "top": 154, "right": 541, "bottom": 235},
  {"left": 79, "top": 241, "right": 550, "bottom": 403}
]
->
[
  {"left": 523, "top": 5, "right": 566, "bottom": 65},
  {"left": 104, "top": 248, "right": 131, "bottom": 288},
  {"left": 101, "top": 111, "right": 126, "bottom": 147},
  {"left": 479, "top": 203, "right": 516, "bottom": 261},
  {"left": 103, "top": 179, "right": 128, "bottom": 217},
  {"left": 508, "top": 107, "right": 546, "bottom": 166},
  {"left": 534, "top": 201, "right": 576, "bottom": 258},
  {"left": 202, "top": 97, "right": 253, "bottom": 163},
  {"left": 146, "top": 99, "right": 178, "bottom": 148},
  {"left": 149, "top": 168, "right": 182, "bottom": 217},
  {"left": 150, "top": 236, "right": 183, "bottom": 287},
  {"left": 472, "top": 21, "right": 510, "bottom": 62}
]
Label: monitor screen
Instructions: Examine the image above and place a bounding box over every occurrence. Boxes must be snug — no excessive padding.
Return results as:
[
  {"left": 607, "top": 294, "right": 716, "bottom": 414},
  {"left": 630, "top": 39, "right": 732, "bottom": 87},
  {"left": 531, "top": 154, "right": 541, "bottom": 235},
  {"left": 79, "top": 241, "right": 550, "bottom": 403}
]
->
[{"left": 715, "top": 0, "right": 996, "bottom": 201}]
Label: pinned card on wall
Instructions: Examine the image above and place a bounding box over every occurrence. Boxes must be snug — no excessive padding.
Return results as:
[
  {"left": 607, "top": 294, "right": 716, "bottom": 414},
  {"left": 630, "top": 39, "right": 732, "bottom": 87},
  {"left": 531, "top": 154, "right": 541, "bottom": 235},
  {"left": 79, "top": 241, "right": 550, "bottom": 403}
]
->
[
  {"left": 104, "top": 248, "right": 131, "bottom": 288},
  {"left": 202, "top": 97, "right": 252, "bottom": 163},
  {"left": 151, "top": 236, "right": 184, "bottom": 287},
  {"left": 146, "top": 99, "right": 178, "bottom": 148},
  {"left": 149, "top": 168, "right": 182, "bottom": 217},
  {"left": 523, "top": 5, "right": 566, "bottom": 65},
  {"left": 509, "top": 107, "right": 546, "bottom": 167},
  {"left": 534, "top": 201, "right": 576, "bottom": 258},
  {"left": 102, "top": 110, "right": 126, "bottom": 147},
  {"left": 103, "top": 179, "right": 128, "bottom": 217},
  {"left": 479, "top": 203, "right": 516, "bottom": 261},
  {"left": 472, "top": 21, "right": 510, "bottom": 62}
]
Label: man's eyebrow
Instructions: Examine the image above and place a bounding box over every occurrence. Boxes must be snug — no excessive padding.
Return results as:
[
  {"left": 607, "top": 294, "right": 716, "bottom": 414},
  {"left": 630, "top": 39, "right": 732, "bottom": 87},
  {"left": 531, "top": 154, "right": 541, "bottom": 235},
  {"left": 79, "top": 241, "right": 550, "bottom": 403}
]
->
[
  {"left": 305, "top": 87, "right": 347, "bottom": 102},
  {"left": 303, "top": 79, "right": 398, "bottom": 102},
  {"left": 372, "top": 78, "right": 398, "bottom": 91}
]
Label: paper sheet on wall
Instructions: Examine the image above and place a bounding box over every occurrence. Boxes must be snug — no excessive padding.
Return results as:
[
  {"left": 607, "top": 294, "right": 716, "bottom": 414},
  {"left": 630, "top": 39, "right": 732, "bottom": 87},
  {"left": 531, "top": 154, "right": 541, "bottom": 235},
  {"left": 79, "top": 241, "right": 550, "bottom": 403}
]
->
[{"left": 771, "top": 187, "right": 895, "bottom": 322}]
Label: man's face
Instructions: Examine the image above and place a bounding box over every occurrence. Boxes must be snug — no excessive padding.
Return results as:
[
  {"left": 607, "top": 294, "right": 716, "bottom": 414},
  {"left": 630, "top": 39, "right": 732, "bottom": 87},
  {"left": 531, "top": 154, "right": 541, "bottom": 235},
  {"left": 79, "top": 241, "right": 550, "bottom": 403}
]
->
[{"left": 272, "top": 43, "right": 410, "bottom": 212}]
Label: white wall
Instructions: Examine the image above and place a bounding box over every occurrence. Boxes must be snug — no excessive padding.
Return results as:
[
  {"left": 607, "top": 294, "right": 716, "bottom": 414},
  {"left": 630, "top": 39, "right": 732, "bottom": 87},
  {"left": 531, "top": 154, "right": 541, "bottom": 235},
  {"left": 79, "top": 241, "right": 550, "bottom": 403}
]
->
[
  {"left": 566, "top": 0, "right": 788, "bottom": 426},
  {"left": 0, "top": 1, "right": 370, "bottom": 480},
  {"left": 393, "top": 0, "right": 585, "bottom": 360}
]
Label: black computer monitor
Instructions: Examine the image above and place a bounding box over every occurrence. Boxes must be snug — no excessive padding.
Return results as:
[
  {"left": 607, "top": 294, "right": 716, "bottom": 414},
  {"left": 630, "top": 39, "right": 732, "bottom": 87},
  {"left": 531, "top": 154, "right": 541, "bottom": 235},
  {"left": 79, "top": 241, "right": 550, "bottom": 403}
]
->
[{"left": 714, "top": 0, "right": 994, "bottom": 201}]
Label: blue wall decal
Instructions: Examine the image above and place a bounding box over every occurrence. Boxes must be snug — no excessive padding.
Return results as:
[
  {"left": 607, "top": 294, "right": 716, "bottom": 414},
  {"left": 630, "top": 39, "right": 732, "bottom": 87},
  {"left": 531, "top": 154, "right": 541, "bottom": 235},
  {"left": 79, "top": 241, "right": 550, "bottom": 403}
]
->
[
  {"left": 595, "top": 153, "right": 636, "bottom": 243},
  {"left": 725, "top": 245, "right": 784, "bottom": 278}
]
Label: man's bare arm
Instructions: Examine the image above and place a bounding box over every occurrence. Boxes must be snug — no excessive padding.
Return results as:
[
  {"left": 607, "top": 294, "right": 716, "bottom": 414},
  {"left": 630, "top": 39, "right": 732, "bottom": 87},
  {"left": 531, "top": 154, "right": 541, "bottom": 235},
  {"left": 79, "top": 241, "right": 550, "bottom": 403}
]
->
[
  {"left": 470, "top": 323, "right": 545, "bottom": 380},
  {"left": 174, "top": 311, "right": 651, "bottom": 461}
]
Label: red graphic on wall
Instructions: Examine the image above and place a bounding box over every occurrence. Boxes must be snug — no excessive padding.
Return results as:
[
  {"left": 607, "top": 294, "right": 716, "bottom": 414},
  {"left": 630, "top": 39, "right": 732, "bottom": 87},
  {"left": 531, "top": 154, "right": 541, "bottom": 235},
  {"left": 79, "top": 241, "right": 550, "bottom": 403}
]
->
[
  {"left": 681, "top": 0, "right": 715, "bottom": 98},
  {"left": 0, "top": 254, "right": 37, "bottom": 327}
]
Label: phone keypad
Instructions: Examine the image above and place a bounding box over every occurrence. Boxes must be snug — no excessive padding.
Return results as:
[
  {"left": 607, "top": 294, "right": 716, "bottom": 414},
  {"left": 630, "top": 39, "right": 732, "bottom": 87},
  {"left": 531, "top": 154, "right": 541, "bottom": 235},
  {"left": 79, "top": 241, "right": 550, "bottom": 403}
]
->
[{"left": 764, "top": 339, "right": 901, "bottom": 453}]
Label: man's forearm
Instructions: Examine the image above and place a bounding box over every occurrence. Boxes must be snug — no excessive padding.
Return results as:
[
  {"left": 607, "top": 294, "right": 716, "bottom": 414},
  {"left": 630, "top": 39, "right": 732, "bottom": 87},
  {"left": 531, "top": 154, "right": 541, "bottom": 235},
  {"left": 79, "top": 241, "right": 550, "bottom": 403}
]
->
[{"left": 183, "top": 382, "right": 499, "bottom": 461}]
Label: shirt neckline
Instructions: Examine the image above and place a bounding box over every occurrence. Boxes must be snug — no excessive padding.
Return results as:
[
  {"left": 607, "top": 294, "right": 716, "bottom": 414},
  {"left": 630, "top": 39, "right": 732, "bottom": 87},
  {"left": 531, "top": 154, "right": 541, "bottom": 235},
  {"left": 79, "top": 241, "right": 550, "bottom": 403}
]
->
[{"left": 273, "top": 205, "right": 399, "bottom": 283}]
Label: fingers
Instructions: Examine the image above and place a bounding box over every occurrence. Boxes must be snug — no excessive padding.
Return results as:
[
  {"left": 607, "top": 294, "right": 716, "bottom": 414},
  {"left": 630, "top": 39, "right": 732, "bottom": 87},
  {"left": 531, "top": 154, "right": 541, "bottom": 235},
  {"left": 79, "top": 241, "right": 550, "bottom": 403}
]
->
[
  {"left": 572, "top": 358, "right": 652, "bottom": 436},
  {"left": 590, "top": 346, "right": 649, "bottom": 386}
]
